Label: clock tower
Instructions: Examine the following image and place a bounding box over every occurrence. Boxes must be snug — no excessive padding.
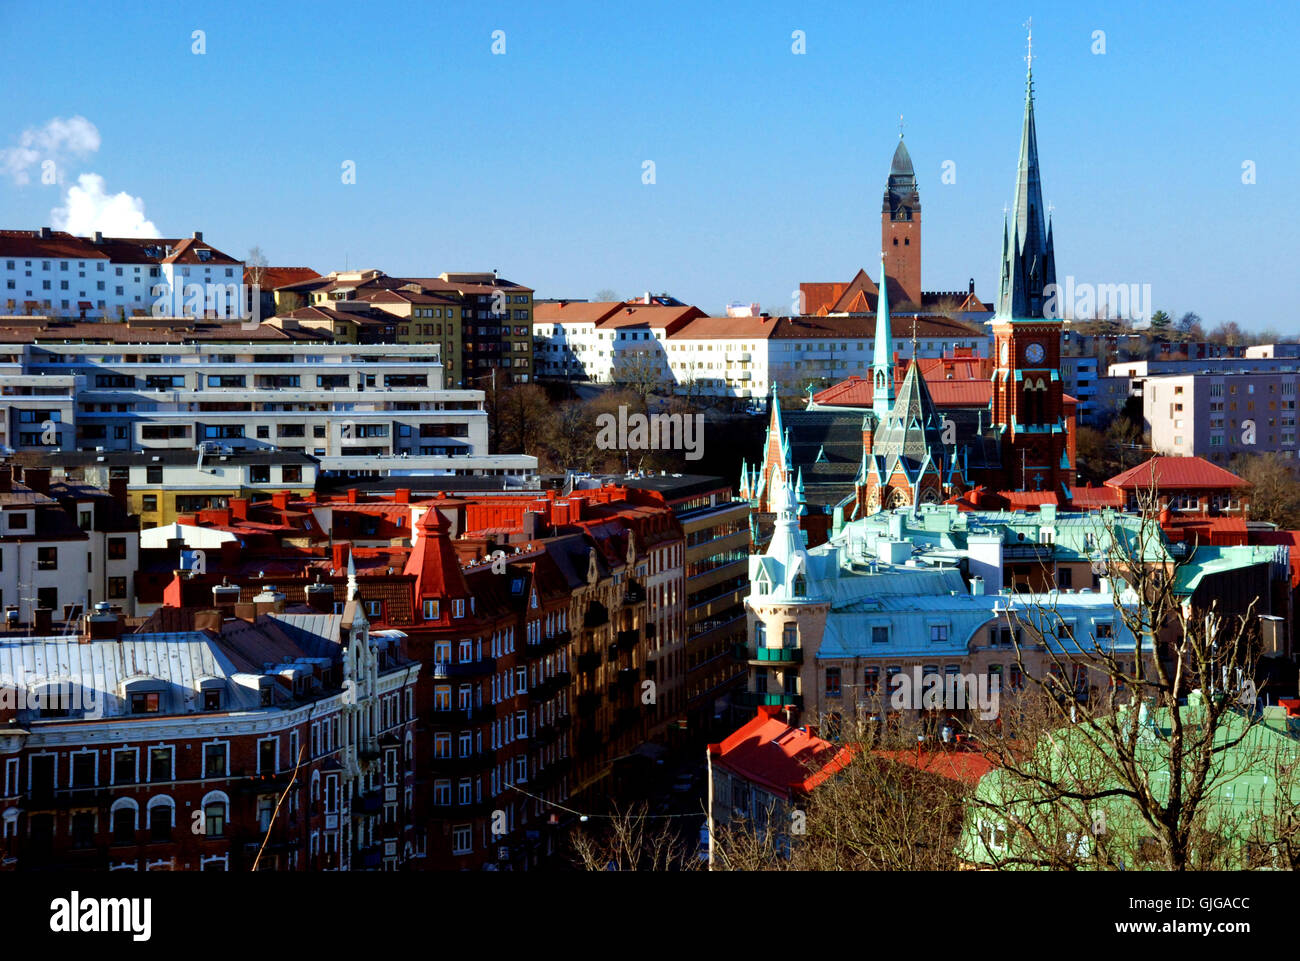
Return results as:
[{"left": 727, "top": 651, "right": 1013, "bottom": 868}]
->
[{"left": 988, "top": 47, "right": 1074, "bottom": 496}]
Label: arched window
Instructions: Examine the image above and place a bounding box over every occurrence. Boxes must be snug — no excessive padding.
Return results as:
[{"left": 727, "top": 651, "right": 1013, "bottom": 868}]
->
[
  {"left": 792, "top": 574, "right": 807, "bottom": 597},
  {"left": 110, "top": 797, "right": 138, "bottom": 843},
  {"left": 146, "top": 796, "right": 174, "bottom": 842},
  {"left": 200, "top": 790, "right": 229, "bottom": 838}
]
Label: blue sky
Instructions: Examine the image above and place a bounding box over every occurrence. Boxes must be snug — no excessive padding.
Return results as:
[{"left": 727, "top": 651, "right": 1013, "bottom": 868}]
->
[{"left": 2, "top": 0, "right": 1296, "bottom": 328}]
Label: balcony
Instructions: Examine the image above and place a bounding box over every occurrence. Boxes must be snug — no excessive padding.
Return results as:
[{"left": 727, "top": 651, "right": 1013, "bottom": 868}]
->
[
  {"left": 623, "top": 581, "right": 646, "bottom": 605},
  {"left": 576, "top": 693, "right": 601, "bottom": 715},
  {"left": 430, "top": 657, "right": 495, "bottom": 679},
  {"left": 616, "top": 628, "right": 639, "bottom": 653},
  {"left": 434, "top": 753, "right": 494, "bottom": 775},
  {"left": 736, "top": 644, "right": 803, "bottom": 665},
  {"left": 583, "top": 603, "right": 609, "bottom": 629},
  {"left": 431, "top": 703, "right": 496, "bottom": 726},
  {"left": 734, "top": 691, "right": 803, "bottom": 709},
  {"left": 576, "top": 652, "right": 601, "bottom": 674}
]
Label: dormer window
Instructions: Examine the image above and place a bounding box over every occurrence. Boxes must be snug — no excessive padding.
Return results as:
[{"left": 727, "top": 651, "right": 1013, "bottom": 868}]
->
[
  {"left": 423, "top": 598, "right": 440, "bottom": 620},
  {"left": 131, "top": 692, "right": 160, "bottom": 714},
  {"left": 203, "top": 690, "right": 222, "bottom": 711},
  {"left": 792, "top": 574, "right": 807, "bottom": 597},
  {"left": 453, "top": 598, "right": 464, "bottom": 618}
]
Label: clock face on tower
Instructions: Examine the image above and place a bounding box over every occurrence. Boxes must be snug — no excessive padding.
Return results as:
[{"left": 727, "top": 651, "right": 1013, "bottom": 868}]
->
[
  {"left": 1024, "top": 342, "right": 1046, "bottom": 365},
  {"left": 999, "top": 342, "right": 1009, "bottom": 366}
]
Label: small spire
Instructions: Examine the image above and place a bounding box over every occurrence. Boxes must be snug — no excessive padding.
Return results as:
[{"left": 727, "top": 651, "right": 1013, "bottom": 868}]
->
[{"left": 346, "top": 550, "right": 358, "bottom": 601}]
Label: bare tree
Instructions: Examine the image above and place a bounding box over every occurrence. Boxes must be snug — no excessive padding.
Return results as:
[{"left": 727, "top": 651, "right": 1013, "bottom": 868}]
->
[
  {"left": 963, "top": 483, "right": 1280, "bottom": 870},
  {"left": 569, "top": 802, "right": 701, "bottom": 871}
]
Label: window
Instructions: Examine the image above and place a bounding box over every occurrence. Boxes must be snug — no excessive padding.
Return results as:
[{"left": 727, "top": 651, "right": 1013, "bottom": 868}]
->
[
  {"left": 825, "top": 667, "right": 842, "bottom": 698},
  {"left": 149, "top": 804, "right": 173, "bottom": 841},
  {"left": 108, "top": 537, "right": 127, "bottom": 560},
  {"left": 149, "top": 747, "right": 173, "bottom": 782},
  {"left": 863, "top": 666, "right": 880, "bottom": 694},
  {"left": 36, "top": 546, "right": 56, "bottom": 570},
  {"left": 872, "top": 626, "right": 889, "bottom": 644},
  {"left": 131, "top": 691, "right": 160, "bottom": 714},
  {"left": 204, "top": 802, "right": 226, "bottom": 837},
  {"left": 451, "top": 824, "right": 472, "bottom": 855},
  {"left": 434, "top": 780, "right": 451, "bottom": 805},
  {"left": 203, "top": 743, "right": 228, "bottom": 777},
  {"left": 113, "top": 750, "right": 136, "bottom": 785},
  {"left": 930, "top": 624, "right": 948, "bottom": 643},
  {"left": 72, "top": 752, "right": 96, "bottom": 787},
  {"left": 112, "top": 807, "right": 135, "bottom": 843},
  {"left": 108, "top": 577, "right": 127, "bottom": 599},
  {"left": 141, "top": 495, "right": 158, "bottom": 512}
]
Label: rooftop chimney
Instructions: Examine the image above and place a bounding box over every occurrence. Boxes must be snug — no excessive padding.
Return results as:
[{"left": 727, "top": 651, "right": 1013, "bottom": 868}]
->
[
  {"left": 393, "top": 488, "right": 411, "bottom": 504},
  {"left": 93, "top": 231, "right": 103, "bottom": 244},
  {"left": 84, "top": 601, "right": 120, "bottom": 642},
  {"left": 212, "top": 581, "right": 240, "bottom": 615},
  {"left": 969, "top": 576, "right": 985, "bottom": 596},
  {"left": 271, "top": 491, "right": 290, "bottom": 511},
  {"left": 230, "top": 497, "right": 249, "bottom": 520},
  {"left": 253, "top": 586, "right": 286, "bottom": 617},
  {"left": 346, "top": 488, "right": 359, "bottom": 505},
  {"left": 193, "top": 231, "right": 203, "bottom": 241},
  {"left": 305, "top": 579, "right": 336, "bottom": 614},
  {"left": 0, "top": 467, "right": 11, "bottom": 493},
  {"left": 331, "top": 542, "right": 350, "bottom": 572},
  {"left": 24, "top": 466, "right": 50, "bottom": 496},
  {"left": 39, "top": 227, "right": 51, "bottom": 239}
]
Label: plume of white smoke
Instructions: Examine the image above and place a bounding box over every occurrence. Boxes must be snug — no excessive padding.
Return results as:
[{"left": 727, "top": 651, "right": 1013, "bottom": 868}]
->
[
  {"left": 52, "top": 174, "right": 160, "bottom": 238},
  {"left": 0, "top": 116, "right": 100, "bottom": 185}
]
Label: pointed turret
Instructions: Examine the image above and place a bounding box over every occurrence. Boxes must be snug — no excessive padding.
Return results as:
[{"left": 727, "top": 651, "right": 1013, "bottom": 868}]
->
[
  {"left": 996, "top": 54, "right": 1055, "bottom": 320},
  {"left": 795, "top": 467, "right": 807, "bottom": 517},
  {"left": 872, "top": 253, "right": 894, "bottom": 421}
]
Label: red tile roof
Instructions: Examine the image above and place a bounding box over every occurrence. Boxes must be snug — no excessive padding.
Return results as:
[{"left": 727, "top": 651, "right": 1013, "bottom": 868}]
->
[
  {"left": 813, "top": 372, "right": 992, "bottom": 409},
  {"left": 709, "top": 708, "right": 857, "bottom": 797},
  {"left": 1068, "top": 485, "right": 1126, "bottom": 509},
  {"left": 247, "top": 267, "right": 321, "bottom": 290},
  {"left": 1106, "top": 455, "right": 1250, "bottom": 492},
  {"left": 874, "top": 748, "right": 995, "bottom": 785}
]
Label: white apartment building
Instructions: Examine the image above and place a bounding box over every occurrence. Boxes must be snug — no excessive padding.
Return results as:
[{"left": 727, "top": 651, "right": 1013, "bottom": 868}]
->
[
  {"left": 0, "top": 318, "right": 537, "bottom": 481},
  {"left": 533, "top": 301, "right": 988, "bottom": 400},
  {"left": 1, "top": 229, "right": 244, "bottom": 319},
  {"left": 0, "top": 466, "right": 138, "bottom": 623}
]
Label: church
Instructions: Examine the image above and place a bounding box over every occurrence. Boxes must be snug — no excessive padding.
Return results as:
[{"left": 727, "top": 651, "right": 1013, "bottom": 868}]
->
[{"left": 744, "top": 56, "right": 1078, "bottom": 541}]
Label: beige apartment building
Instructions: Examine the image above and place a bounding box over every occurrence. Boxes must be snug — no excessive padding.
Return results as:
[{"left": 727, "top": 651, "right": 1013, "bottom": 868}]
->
[{"left": 1142, "top": 370, "right": 1300, "bottom": 466}]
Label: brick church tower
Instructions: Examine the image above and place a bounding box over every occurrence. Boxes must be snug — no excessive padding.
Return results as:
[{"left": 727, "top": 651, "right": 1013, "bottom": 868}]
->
[
  {"left": 881, "top": 136, "right": 921, "bottom": 307},
  {"left": 989, "top": 49, "right": 1075, "bottom": 497}
]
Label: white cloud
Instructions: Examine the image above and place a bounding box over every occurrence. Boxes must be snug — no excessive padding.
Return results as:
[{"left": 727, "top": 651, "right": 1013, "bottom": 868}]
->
[
  {"left": 0, "top": 115, "right": 100, "bottom": 185},
  {"left": 52, "top": 173, "right": 160, "bottom": 238}
]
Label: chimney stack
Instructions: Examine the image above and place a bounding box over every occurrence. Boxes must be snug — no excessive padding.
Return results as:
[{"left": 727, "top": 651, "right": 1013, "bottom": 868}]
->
[
  {"left": 93, "top": 231, "right": 103, "bottom": 244},
  {"left": 331, "top": 542, "right": 350, "bottom": 572},
  {"left": 393, "top": 488, "right": 411, "bottom": 504},
  {"left": 305, "top": 579, "right": 336, "bottom": 614},
  {"left": 0, "top": 467, "right": 12, "bottom": 493},
  {"left": 24, "top": 466, "right": 50, "bottom": 496},
  {"left": 84, "top": 601, "right": 121, "bottom": 642},
  {"left": 253, "top": 586, "right": 286, "bottom": 617},
  {"left": 230, "top": 497, "right": 249, "bottom": 520},
  {"left": 271, "top": 491, "right": 290, "bottom": 510},
  {"left": 39, "top": 226, "right": 51, "bottom": 239},
  {"left": 193, "top": 230, "right": 203, "bottom": 241},
  {"left": 212, "top": 581, "right": 240, "bottom": 617}
]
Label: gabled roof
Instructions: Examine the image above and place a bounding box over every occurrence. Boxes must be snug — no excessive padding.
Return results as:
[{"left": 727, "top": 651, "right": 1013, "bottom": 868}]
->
[
  {"left": 1106, "top": 455, "right": 1250, "bottom": 492},
  {"left": 710, "top": 707, "right": 857, "bottom": 797}
]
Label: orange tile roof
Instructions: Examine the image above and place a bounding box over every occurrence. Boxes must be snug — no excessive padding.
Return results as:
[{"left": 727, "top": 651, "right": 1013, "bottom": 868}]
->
[
  {"left": 709, "top": 708, "right": 857, "bottom": 796},
  {"left": 874, "top": 748, "right": 995, "bottom": 785}
]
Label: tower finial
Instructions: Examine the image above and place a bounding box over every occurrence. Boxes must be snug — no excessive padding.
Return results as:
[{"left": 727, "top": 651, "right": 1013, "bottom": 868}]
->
[
  {"left": 911, "top": 315, "right": 919, "bottom": 365},
  {"left": 899, "top": 113, "right": 904, "bottom": 139}
]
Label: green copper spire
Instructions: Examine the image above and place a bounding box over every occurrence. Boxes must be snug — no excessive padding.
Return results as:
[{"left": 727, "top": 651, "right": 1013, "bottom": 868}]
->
[{"left": 872, "top": 252, "right": 894, "bottom": 420}]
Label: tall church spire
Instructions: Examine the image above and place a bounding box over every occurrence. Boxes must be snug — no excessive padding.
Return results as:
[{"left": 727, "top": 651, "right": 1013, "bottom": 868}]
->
[
  {"left": 997, "top": 27, "right": 1056, "bottom": 320},
  {"left": 872, "top": 252, "right": 894, "bottom": 420}
]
